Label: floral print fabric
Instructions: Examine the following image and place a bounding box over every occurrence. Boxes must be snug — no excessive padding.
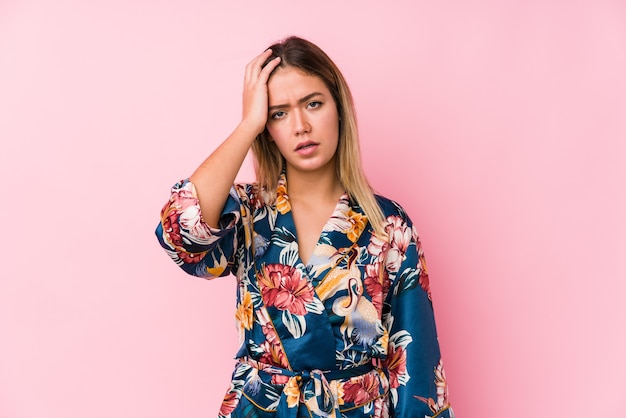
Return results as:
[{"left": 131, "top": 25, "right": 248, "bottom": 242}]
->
[{"left": 156, "top": 174, "right": 453, "bottom": 418}]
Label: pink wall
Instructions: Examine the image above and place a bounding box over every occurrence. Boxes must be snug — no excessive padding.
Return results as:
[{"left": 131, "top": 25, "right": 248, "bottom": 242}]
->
[{"left": 1, "top": 1, "right": 625, "bottom": 417}]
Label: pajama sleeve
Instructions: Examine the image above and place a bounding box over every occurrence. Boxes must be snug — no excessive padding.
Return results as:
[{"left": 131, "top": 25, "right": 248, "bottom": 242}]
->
[
  {"left": 155, "top": 179, "right": 243, "bottom": 279},
  {"left": 381, "top": 213, "right": 454, "bottom": 418}
]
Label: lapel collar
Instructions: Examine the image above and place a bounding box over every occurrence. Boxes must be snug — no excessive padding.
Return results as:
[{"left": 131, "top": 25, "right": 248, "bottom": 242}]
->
[
  {"left": 267, "top": 173, "right": 301, "bottom": 269},
  {"left": 306, "top": 194, "right": 368, "bottom": 286},
  {"left": 269, "top": 173, "right": 370, "bottom": 285},
  {"left": 319, "top": 193, "right": 369, "bottom": 251}
]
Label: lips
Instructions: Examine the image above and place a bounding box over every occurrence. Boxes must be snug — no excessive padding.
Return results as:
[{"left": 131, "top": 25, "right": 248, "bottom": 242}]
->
[
  {"left": 295, "top": 141, "right": 319, "bottom": 152},
  {"left": 295, "top": 141, "right": 319, "bottom": 157}
]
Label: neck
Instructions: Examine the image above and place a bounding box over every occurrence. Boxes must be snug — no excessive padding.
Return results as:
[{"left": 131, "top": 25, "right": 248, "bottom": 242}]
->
[{"left": 285, "top": 165, "right": 344, "bottom": 204}]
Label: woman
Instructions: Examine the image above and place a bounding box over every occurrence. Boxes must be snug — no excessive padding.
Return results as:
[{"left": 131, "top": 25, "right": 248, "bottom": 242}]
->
[{"left": 156, "top": 36, "right": 453, "bottom": 418}]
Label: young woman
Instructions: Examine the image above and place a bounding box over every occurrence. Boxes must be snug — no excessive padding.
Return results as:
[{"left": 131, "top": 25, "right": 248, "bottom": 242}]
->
[{"left": 156, "top": 36, "right": 453, "bottom": 418}]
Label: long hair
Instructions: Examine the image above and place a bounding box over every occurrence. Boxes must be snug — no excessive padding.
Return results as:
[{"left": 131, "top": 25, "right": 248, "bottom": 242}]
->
[{"left": 251, "top": 36, "right": 386, "bottom": 236}]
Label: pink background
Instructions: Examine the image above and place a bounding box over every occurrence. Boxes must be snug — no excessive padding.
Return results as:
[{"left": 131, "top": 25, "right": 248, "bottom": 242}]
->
[{"left": 1, "top": 1, "right": 625, "bottom": 417}]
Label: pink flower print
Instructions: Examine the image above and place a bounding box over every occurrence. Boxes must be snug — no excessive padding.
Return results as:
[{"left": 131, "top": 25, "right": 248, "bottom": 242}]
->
[
  {"left": 418, "top": 253, "right": 431, "bottom": 298},
  {"left": 258, "top": 339, "right": 289, "bottom": 371},
  {"left": 416, "top": 237, "right": 431, "bottom": 298},
  {"left": 372, "top": 395, "right": 390, "bottom": 418},
  {"left": 257, "top": 264, "right": 314, "bottom": 316},
  {"left": 219, "top": 388, "right": 239, "bottom": 416},
  {"left": 367, "top": 233, "right": 389, "bottom": 258},
  {"left": 342, "top": 373, "right": 380, "bottom": 405},
  {"left": 414, "top": 359, "right": 451, "bottom": 413},
  {"left": 433, "top": 359, "right": 451, "bottom": 410},
  {"left": 363, "top": 262, "right": 389, "bottom": 316},
  {"left": 161, "top": 203, "right": 206, "bottom": 264},
  {"left": 385, "top": 216, "right": 412, "bottom": 255},
  {"left": 259, "top": 318, "right": 289, "bottom": 371},
  {"left": 384, "top": 343, "right": 407, "bottom": 389},
  {"left": 368, "top": 216, "right": 412, "bottom": 273}
]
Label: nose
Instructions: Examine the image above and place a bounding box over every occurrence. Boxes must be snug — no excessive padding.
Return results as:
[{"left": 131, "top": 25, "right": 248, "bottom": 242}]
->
[{"left": 292, "top": 109, "right": 311, "bottom": 135}]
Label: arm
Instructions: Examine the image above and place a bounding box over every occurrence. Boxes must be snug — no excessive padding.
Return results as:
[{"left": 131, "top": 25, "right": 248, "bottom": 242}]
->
[
  {"left": 155, "top": 50, "right": 280, "bottom": 278},
  {"left": 156, "top": 180, "right": 246, "bottom": 278},
  {"left": 190, "top": 49, "right": 280, "bottom": 228},
  {"left": 381, "top": 213, "right": 453, "bottom": 418}
]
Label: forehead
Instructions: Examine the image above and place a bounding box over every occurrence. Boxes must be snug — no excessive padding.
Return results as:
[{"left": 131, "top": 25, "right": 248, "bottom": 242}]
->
[{"left": 267, "top": 67, "right": 331, "bottom": 102}]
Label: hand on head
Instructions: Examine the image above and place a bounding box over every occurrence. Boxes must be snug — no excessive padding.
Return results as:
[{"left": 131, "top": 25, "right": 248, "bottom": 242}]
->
[{"left": 242, "top": 49, "right": 281, "bottom": 136}]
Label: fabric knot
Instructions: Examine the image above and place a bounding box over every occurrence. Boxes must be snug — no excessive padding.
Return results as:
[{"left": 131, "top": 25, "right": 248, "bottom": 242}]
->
[
  {"left": 242, "top": 359, "right": 375, "bottom": 418},
  {"left": 278, "top": 370, "right": 338, "bottom": 418},
  {"left": 298, "top": 370, "right": 311, "bottom": 380}
]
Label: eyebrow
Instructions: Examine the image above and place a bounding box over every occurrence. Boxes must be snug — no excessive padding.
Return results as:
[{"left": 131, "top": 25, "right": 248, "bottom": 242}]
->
[{"left": 268, "top": 92, "right": 324, "bottom": 112}]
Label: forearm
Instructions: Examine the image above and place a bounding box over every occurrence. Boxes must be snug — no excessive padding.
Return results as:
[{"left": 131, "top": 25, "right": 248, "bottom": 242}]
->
[
  {"left": 189, "top": 120, "right": 259, "bottom": 228},
  {"left": 188, "top": 49, "right": 280, "bottom": 229}
]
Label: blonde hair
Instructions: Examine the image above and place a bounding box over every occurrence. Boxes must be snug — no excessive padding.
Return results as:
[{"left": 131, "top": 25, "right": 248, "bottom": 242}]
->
[{"left": 251, "top": 36, "right": 386, "bottom": 236}]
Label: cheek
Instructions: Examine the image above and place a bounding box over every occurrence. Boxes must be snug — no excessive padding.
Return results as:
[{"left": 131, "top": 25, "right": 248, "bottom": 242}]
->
[
  {"left": 321, "top": 107, "right": 340, "bottom": 129},
  {"left": 322, "top": 113, "right": 340, "bottom": 138},
  {"left": 266, "top": 126, "right": 289, "bottom": 152},
  {"left": 265, "top": 125, "right": 280, "bottom": 142}
]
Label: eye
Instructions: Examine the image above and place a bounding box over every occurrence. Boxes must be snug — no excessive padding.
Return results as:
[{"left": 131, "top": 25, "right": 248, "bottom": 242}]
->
[
  {"left": 270, "top": 110, "right": 286, "bottom": 120},
  {"left": 307, "top": 101, "right": 322, "bottom": 110}
]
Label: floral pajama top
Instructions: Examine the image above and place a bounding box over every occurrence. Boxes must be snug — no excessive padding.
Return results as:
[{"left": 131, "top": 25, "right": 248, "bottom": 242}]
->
[{"left": 155, "top": 173, "right": 453, "bottom": 418}]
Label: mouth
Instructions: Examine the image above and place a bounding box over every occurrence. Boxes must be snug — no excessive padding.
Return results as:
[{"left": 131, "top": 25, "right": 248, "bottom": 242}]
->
[
  {"left": 295, "top": 141, "right": 319, "bottom": 151},
  {"left": 296, "top": 141, "right": 319, "bottom": 151}
]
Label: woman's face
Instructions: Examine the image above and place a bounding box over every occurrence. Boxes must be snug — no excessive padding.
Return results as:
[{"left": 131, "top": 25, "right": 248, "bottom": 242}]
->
[{"left": 266, "top": 67, "right": 340, "bottom": 177}]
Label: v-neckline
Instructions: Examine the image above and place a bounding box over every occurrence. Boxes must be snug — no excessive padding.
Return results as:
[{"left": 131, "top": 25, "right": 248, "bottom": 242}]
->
[
  {"left": 276, "top": 175, "right": 346, "bottom": 267},
  {"left": 272, "top": 173, "right": 369, "bottom": 285}
]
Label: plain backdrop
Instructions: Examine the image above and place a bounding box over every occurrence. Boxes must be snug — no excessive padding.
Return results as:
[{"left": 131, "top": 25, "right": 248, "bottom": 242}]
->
[{"left": 1, "top": 1, "right": 625, "bottom": 417}]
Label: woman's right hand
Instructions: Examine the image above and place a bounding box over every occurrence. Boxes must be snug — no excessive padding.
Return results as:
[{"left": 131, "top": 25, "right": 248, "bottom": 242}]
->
[
  {"left": 241, "top": 49, "right": 281, "bottom": 136},
  {"left": 188, "top": 49, "right": 281, "bottom": 227}
]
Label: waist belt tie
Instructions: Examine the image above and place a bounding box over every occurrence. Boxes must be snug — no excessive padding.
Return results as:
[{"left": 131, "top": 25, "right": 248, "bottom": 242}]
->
[{"left": 243, "top": 359, "right": 375, "bottom": 418}]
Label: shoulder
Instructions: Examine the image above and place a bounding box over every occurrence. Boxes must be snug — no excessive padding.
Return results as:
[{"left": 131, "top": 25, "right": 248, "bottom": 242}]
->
[{"left": 375, "top": 194, "right": 412, "bottom": 222}]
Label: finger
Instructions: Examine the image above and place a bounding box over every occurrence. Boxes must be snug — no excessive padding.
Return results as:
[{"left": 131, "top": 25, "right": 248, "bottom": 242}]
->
[
  {"left": 257, "top": 56, "right": 281, "bottom": 84},
  {"left": 245, "top": 49, "right": 273, "bottom": 83}
]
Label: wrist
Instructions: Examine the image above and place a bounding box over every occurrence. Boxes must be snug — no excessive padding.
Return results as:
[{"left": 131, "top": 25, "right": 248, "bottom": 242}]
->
[{"left": 237, "top": 119, "right": 265, "bottom": 139}]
